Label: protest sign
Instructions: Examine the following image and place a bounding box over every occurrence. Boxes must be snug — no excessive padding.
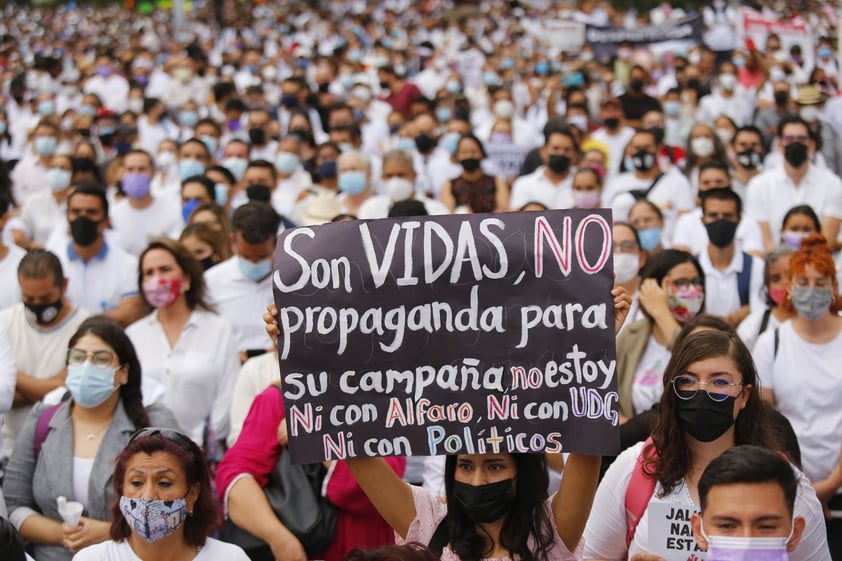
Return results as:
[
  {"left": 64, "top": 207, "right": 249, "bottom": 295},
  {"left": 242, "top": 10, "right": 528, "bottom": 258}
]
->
[
  {"left": 740, "top": 9, "right": 814, "bottom": 71},
  {"left": 485, "top": 142, "right": 531, "bottom": 181},
  {"left": 585, "top": 15, "right": 703, "bottom": 60},
  {"left": 541, "top": 19, "right": 587, "bottom": 53},
  {"left": 273, "top": 210, "right": 619, "bottom": 464},
  {"left": 648, "top": 503, "right": 706, "bottom": 561}
]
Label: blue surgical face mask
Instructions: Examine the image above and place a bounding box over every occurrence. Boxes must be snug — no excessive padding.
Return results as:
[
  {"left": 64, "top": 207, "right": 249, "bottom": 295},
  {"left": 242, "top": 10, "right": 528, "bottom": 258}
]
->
[
  {"left": 441, "top": 132, "right": 460, "bottom": 156},
  {"left": 397, "top": 138, "right": 416, "bottom": 152},
  {"left": 179, "top": 158, "right": 205, "bottom": 181},
  {"left": 339, "top": 171, "right": 367, "bottom": 194},
  {"left": 38, "top": 100, "right": 55, "bottom": 116},
  {"left": 199, "top": 135, "right": 218, "bottom": 156},
  {"left": 275, "top": 151, "right": 300, "bottom": 175},
  {"left": 65, "top": 362, "right": 119, "bottom": 408},
  {"left": 214, "top": 183, "right": 229, "bottom": 206},
  {"left": 221, "top": 157, "right": 248, "bottom": 182},
  {"left": 238, "top": 257, "right": 272, "bottom": 281},
  {"left": 182, "top": 198, "right": 200, "bottom": 222},
  {"left": 637, "top": 227, "right": 662, "bottom": 251}
]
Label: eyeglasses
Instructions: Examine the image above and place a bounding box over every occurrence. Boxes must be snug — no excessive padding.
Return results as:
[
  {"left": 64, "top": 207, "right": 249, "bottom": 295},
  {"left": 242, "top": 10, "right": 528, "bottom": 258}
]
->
[
  {"left": 67, "top": 348, "right": 116, "bottom": 369},
  {"left": 672, "top": 375, "right": 744, "bottom": 402},
  {"left": 613, "top": 241, "right": 640, "bottom": 253},
  {"left": 782, "top": 135, "right": 809, "bottom": 144},
  {"left": 129, "top": 427, "right": 194, "bottom": 450},
  {"left": 671, "top": 276, "right": 704, "bottom": 288}
]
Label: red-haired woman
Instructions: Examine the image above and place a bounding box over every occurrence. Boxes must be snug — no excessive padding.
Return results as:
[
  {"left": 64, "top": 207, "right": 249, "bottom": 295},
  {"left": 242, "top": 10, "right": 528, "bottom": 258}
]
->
[{"left": 753, "top": 234, "right": 842, "bottom": 559}]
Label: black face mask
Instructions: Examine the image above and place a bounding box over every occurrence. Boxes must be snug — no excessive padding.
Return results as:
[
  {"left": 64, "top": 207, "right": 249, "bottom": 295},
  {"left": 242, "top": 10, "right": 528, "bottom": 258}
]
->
[
  {"left": 736, "top": 149, "right": 762, "bottom": 169},
  {"left": 200, "top": 256, "right": 216, "bottom": 271},
  {"left": 77, "top": 128, "right": 91, "bottom": 138},
  {"left": 687, "top": 78, "right": 702, "bottom": 91},
  {"left": 246, "top": 183, "right": 272, "bottom": 203},
  {"left": 630, "top": 78, "right": 644, "bottom": 93},
  {"left": 631, "top": 149, "right": 656, "bottom": 172},
  {"left": 604, "top": 117, "right": 620, "bottom": 130},
  {"left": 69, "top": 216, "right": 101, "bottom": 247},
  {"left": 547, "top": 154, "right": 571, "bottom": 175},
  {"left": 248, "top": 127, "right": 267, "bottom": 146},
  {"left": 676, "top": 393, "right": 737, "bottom": 442},
  {"left": 784, "top": 142, "right": 808, "bottom": 167},
  {"left": 415, "top": 133, "right": 436, "bottom": 153},
  {"left": 773, "top": 91, "right": 789, "bottom": 105},
  {"left": 648, "top": 126, "right": 665, "bottom": 146},
  {"left": 318, "top": 82, "right": 330, "bottom": 93},
  {"left": 705, "top": 219, "right": 738, "bottom": 248},
  {"left": 379, "top": 80, "right": 390, "bottom": 91},
  {"left": 281, "top": 94, "right": 298, "bottom": 108},
  {"left": 460, "top": 158, "right": 481, "bottom": 172},
  {"left": 24, "top": 299, "right": 63, "bottom": 324},
  {"left": 452, "top": 478, "right": 516, "bottom": 524}
]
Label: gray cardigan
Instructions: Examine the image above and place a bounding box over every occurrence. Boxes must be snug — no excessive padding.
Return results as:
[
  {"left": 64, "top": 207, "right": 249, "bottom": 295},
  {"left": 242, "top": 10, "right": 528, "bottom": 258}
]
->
[{"left": 2, "top": 398, "right": 178, "bottom": 561}]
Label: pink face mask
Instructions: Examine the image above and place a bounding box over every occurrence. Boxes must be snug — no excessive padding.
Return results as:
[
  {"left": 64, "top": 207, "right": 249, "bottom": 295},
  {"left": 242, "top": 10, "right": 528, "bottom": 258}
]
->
[
  {"left": 573, "top": 190, "right": 601, "bottom": 209},
  {"left": 668, "top": 284, "right": 704, "bottom": 322},
  {"left": 142, "top": 277, "right": 184, "bottom": 308},
  {"left": 769, "top": 287, "right": 787, "bottom": 306}
]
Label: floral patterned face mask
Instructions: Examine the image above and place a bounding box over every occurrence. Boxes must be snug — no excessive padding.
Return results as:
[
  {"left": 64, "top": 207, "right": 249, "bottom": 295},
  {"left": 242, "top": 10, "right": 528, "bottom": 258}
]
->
[
  {"left": 119, "top": 496, "right": 188, "bottom": 543},
  {"left": 668, "top": 283, "right": 704, "bottom": 322}
]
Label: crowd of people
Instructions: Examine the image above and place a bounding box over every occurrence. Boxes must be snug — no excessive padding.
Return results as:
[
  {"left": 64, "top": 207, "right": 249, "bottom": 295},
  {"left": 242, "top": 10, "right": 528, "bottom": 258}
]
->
[{"left": 0, "top": 0, "right": 839, "bottom": 559}]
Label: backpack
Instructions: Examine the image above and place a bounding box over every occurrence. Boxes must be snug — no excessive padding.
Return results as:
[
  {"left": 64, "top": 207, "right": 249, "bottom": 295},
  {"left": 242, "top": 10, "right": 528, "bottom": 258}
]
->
[
  {"left": 736, "top": 252, "right": 753, "bottom": 308},
  {"left": 623, "top": 437, "right": 658, "bottom": 549}
]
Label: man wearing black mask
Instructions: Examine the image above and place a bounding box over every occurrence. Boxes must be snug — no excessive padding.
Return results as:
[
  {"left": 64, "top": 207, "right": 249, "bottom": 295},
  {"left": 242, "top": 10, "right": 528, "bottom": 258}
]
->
[
  {"left": 698, "top": 188, "right": 764, "bottom": 328},
  {"left": 0, "top": 249, "right": 91, "bottom": 458},
  {"left": 510, "top": 128, "right": 579, "bottom": 209},
  {"left": 618, "top": 65, "right": 662, "bottom": 129},
  {"left": 745, "top": 116, "right": 842, "bottom": 253},
  {"left": 54, "top": 181, "right": 144, "bottom": 326},
  {"left": 754, "top": 80, "right": 796, "bottom": 144},
  {"left": 591, "top": 98, "right": 634, "bottom": 180},
  {"left": 729, "top": 126, "right": 765, "bottom": 200}
]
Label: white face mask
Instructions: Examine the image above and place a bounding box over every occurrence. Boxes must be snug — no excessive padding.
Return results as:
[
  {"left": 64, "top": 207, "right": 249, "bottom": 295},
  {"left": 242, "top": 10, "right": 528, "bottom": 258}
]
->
[
  {"left": 384, "top": 177, "right": 414, "bottom": 202},
  {"left": 493, "top": 99, "right": 515, "bottom": 120},
  {"left": 691, "top": 136, "right": 715, "bottom": 158},
  {"left": 613, "top": 252, "right": 640, "bottom": 284}
]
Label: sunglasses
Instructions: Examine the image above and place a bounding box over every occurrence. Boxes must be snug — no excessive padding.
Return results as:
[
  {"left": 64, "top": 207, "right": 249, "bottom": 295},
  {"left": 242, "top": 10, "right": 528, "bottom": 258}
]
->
[{"left": 129, "top": 427, "right": 194, "bottom": 450}]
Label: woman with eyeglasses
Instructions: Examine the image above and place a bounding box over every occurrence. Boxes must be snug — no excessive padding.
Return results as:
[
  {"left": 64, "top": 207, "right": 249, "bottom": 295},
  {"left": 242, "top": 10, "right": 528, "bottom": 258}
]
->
[
  {"left": 72, "top": 428, "right": 249, "bottom": 560},
  {"left": 615, "top": 249, "right": 705, "bottom": 423},
  {"left": 583, "top": 328, "right": 830, "bottom": 561},
  {"left": 2, "top": 316, "right": 178, "bottom": 561},
  {"left": 753, "top": 234, "right": 842, "bottom": 558}
]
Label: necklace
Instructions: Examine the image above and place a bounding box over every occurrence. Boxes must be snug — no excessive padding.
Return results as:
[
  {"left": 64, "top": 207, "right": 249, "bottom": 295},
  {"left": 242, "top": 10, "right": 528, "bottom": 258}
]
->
[{"left": 78, "top": 421, "right": 111, "bottom": 441}]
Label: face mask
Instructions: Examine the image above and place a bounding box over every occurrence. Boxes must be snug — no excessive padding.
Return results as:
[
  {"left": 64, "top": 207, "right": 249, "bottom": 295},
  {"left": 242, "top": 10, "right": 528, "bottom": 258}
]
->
[
  {"left": 774, "top": 90, "right": 790, "bottom": 105},
  {"left": 441, "top": 132, "right": 460, "bottom": 156},
  {"left": 318, "top": 160, "right": 337, "bottom": 181},
  {"left": 339, "top": 171, "right": 367, "bottom": 194},
  {"left": 719, "top": 73, "right": 738, "bottom": 91},
  {"left": 790, "top": 285, "right": 833, "bottom": 320},
  {"left": 701, "top": 520, "right": 793, "bottom": 561},
  {"left": 220, "top": 157, "right": 247, "bottom": 182},
  {"left": 493, "top": 99, "right": 515, "bottom": 120},
  {"left": 200, "top": 256, "right": 216, "bottom": 271},
  {"left": 629, "top": 78, "right": 644, "bottom": 92},
  {"left": 65, "top": 361, "right": 119, "bottom": 408},
  {"left": 214, "top": 183, "right": 229, "bottom": 206},
  {"left": 157, "top": 151, "right": 176, "bottom": 169},
  {"left": 613, "top": 253, "right": 640, "bottom": 284},
  {"left": 182, "top": 199, "right": 200, "bottom": 222},
  {"left": 0, "top": 122, "right": 7, "bottom": 135},
  {"left": 25, "top": 298, "right": 63, "bottom": 324},
  {"left": 385, "top": 177, "right": 414, "bottom": 202},
  {"left": 705, "top": 219, "right": 738, "bottom": 248},
  {"left": 436, "top": 107, "right": 452, "bottom": 123},
  {"left": 119, "top": 496, "right": 188, "bottom": 544},
  {"left": 96, "top": 66, "right": 113, "bottom": 78},
  {"left": 143, "top": 277, "right": 184, "bottom": 308},
  {"left": 46, "top": 167, "right": 72, "bottom": 192},
  {"left": 637, "top": 227, "right": 662, "bottom": 252},
  {"left": 80, "top": 104, "right": 97, "bottom": 117},
  {"left": 415, "top": 133, "right": 436, "bottom": 153},
  {"left": 783, "top": 142, "right": 808, "bottom": 167},
  {"left": 604, "top": 117, "right": 620, "bottom": 130},
  {"left": 770, "top": 287, "right": 787, "bottom": 306},
  {"left": 34, "top": 136, "right": 57, "bottom": 156},
  {"left": 668, "top": 283, "right": 704, "bottom": 322},
  {"left": 647, "top": 126, "right": 665, "bottom": 146},
  {"left": 246, "top": 184, "right": 272, "bottom": 203},
  {"left": 717, "top": 127, "right": 735, "bottom": 145},
  {"left": 238, "top": 257, "right": 272, "bottom": 282},
  {"left": 819, "top": 46, "right": 832, "bottom": 59},
  {"left": 200, "top": 135, "right": 218, "bottom": 155},
  {"left": 733, "top": 56, "right": 746, "bottom": 68},
  {"left": 460, "top": 158, "right": 481, "bottom": 173},
  {"left": 128, "top": 98, "right": 145, "bottom": 114},
  {"left": 664, "top": 101, "right": 681, "bottom": 118},
  {"left": 547, "top": 154, "right": 571, "bottom": 175},
  {"left": 781, "top": 230, "right": 808, "bottom": 249},
  {"left": 737, "top": 149, "right": 762, "bottom": 169},
  {"left": 483, "top": 71, "right": 501, "bottom": 86},
  {"left": 249, "top": 127, "right": 267, "bottom": 146},
  {"left": 452, "top": 478, "right": 516, "bottom": 524},
  {"left": 179, "top": 159, "right": 205, "bottom": 181},
  {"left": 121, "top": 172, "right": 151, "bottom": 199},
  {"left": 535, "top": 61, "right": 550, "bottom": 76},
  {"left": 631, "top": 150, "right": 656, "bottom": 172},
  {"left": 281, "top": 94, "right": 299, "bottom": 108},
  {"left": 70, "top": 216, "right": 101, "bottom": 247},
  {"left": 179, "top": 110, "right": 198, "bottom": 128},
  {"left": 445, "top": 80, "right": 461, "bottom": 94},
  {"left": 676, "top": 392, "right": 736, "bottom": 442},
  {"left": 566, "top": 114, "right": 589, "bottom": 133},
  {"left": 275, "top": 151, "right": 300, "bottom": 174},
  {"left": 38, "top": 100, "right": 55, "bottom": 116},
  {"left": 573, "top": 190, "right": 601, "bottom": 209},
  {"left": 799, "top": 105, "right": 820, "bottom": 123},
  {"left": 691, "top": 136, "right": 715, "bottom": 158}
]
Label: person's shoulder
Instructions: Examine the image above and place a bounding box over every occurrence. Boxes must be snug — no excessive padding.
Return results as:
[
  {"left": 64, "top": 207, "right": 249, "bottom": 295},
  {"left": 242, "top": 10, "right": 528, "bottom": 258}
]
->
[
  {"left": 204, "top": 256, "right": 237, "bottom": 282},
  {"left": 72, "top": 539, "right": 130, "bottom": 560},
  {"left": 197, "top": 538, "right": 250, "bottom": 560}
]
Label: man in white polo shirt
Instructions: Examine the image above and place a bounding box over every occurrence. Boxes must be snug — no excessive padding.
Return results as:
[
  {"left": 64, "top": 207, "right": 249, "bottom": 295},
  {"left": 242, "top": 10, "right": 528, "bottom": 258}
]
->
[
  {"left": 509, "top": 127, "right": 579, "bottom": 210},
  {"left": 57, "top": 181, "right": 144, "bottom": 326},
  {"left": 746, "top": 115, "right": 842, "bottom": 253},
  {"left": 205, "top": 201, "right": 280, "bottom": 362}
]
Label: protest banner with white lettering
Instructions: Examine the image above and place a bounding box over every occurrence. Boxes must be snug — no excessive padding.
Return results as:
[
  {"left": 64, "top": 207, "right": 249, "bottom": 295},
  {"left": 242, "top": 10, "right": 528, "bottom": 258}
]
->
[
  {"left": 273, "top": 210, "right": 620, "bottom": 464},
  {"left": 585, "top": 15, "right": 704, "bottom": 60},
  {"left": 648, "top": 503, "right": 706, "bottom": 561}
]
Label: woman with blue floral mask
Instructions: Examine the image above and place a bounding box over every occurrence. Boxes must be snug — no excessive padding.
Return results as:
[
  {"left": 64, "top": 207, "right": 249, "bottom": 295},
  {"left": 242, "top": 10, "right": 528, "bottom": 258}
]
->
[
  {"left": 2, "top": 317, "right": 178, "bottom": 561},
  {"left": 753, "top": 234, "right": 842, "bottom": 559},
  {"left": 72, "top": 428, "right": 249, "bottom": 561}
]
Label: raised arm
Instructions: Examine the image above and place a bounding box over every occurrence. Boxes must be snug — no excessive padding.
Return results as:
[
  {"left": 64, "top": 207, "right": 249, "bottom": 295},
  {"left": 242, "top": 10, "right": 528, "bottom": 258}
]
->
[
  {"left": 344, "top": 457, "right": 416, "bottom": 538},
  {"left": 553, "top": 454, "right": 602, "bottom": 552}
]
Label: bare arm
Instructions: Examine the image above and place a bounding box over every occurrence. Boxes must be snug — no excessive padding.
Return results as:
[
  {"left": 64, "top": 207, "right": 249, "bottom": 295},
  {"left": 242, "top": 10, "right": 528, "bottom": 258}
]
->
[
  {"left": 344, "top": 457, "right": 416, "bottom": 538},
  {"left": 757, "top": 221, "right": 775, "bottom": 254},
  {"left": 812, "top": 447, "right": 842, "bottom": 504},
  {"left": 494, "top": 177, "right": 510, "bottom": 213},
  {"left": 553, "top": 454, "right": 602, "bottom": 552},
  {"left": 19, "top": 514, "right": 64, "bottom": 547},
  {"left": 821, "top": 217, "right": 841, "bottom": 253},
  {"left": 13, "top": 369, "right": 66, "bottom": 407},
  {"left": 439, "top": 180, "right": 457, "bottom": 211}
]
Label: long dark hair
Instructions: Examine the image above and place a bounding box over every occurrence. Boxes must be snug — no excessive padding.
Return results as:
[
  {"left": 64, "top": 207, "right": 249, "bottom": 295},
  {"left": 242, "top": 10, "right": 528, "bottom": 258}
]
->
[
  {"left": 646, "top": 329, "right": 778, "bottom": 494},
  {"left": 67, "top": 316, "right": 149, "bottom": 429},
  {"left": 138, "top": 239, "right": 214, "bottom": 312},
  {"left": 443, "top": 454, "right": 555, "bottom": 561}
]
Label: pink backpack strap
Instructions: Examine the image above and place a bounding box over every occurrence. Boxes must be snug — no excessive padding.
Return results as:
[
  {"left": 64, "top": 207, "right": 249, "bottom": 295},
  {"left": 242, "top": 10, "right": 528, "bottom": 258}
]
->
[{"left": 624, "top": 437, "right": 658, "bottom": 550}]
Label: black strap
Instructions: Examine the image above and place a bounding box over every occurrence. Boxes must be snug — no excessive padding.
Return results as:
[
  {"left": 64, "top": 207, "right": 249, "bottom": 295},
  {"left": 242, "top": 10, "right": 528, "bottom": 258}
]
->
[
  {"left": 736, "top": 252, "right": 752, "bottom": 307},
  {"left": 428, "top": 517, "right": 449, "bottom": 556},
  {"left": 758, "top": 307, "right": 773, "bottom": 335},
  {"left": 628, "top": 173, "right": 665, "bottom": 201},
  {"left": 773, "top": 327, "right": 780, "bottom": 359}
]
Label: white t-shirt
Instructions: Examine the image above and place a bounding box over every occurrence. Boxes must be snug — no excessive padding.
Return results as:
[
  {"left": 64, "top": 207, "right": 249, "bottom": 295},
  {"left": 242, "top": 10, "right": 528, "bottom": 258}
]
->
[
  {"left": 736, "top": 307, "right": 781, "bottom": 352},
  {"left": 583, "top": 441, "right": 831, "bottom": 561},
  {"left": 126, "top": 309, "right": 240, "bottom": 444},
  {"left": 110, "top": 197, "right": 184, "bottom": 256},
  {"left": 58, "top": 242, "right": 139, "bottom": 315},
  {"left": 73, "top": 537, "right": 250, "bottom": 561},
  {"left": 0, "top": 244, "right": 26, "bottom": 310},
  {"left": 591, "top": 126, "right": 636, "bottom": 179},
  {"left": 697, "top": 250, "right": 765, "bottom": 317},
  {"left": 672, "top": 208, "right": 764, "bottom": 256},
  {"left": 509, "top": 167, "right": 574, "bottom": 210},
  {"left": 17, "top": 190, "right": 65, "bottom": 246},
  {"left": 631, "top": 336, "right": 669, "bottom": 415},
  {"left": 72, "top": 456, "right": 94, "bottom": 511},
  {"left": 226, "top": 351, "right": 281, "bottom": 447},
  {"left": 754, "top": 321, "right": 842, "bottom": 488}
]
